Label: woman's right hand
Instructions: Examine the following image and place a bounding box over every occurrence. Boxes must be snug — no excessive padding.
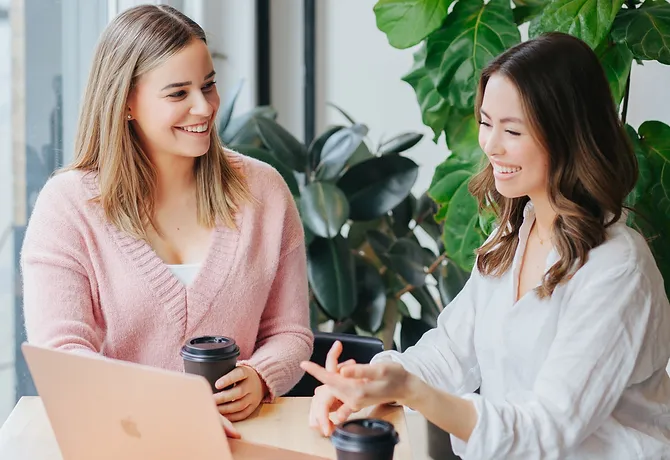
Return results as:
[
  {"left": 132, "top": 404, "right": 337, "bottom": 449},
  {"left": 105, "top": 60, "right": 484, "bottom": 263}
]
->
[{"left": 307, "top": 340, "right": 356, "bottom": 437}]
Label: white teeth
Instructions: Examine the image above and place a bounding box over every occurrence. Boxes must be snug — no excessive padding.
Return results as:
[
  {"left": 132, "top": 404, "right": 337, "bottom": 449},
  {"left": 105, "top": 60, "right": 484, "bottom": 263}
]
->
[
  {"left": 493, "top": 164, "right": 521, "bottom": 174},
  {"left": 179, "top": 121, "right": 208, "bottom": 133}
]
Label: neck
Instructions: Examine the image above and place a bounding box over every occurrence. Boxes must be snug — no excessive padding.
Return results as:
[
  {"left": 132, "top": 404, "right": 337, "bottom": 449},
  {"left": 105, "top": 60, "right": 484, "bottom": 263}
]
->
[
  {"left": 529, "top": 194, "right": 556, "bottom": 240},
  {"left": 152, "top": 154, "right": 197, "bottom": 203}
]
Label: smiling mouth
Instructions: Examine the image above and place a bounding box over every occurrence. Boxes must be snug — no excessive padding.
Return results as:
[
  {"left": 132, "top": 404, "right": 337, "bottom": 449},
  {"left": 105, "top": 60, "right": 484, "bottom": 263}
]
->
[
  {"left": 493, "top": 164, "right": 521, "bottom": 174},
  {"left": 175, "top": 120, "right": 209, "bottom": 133}
]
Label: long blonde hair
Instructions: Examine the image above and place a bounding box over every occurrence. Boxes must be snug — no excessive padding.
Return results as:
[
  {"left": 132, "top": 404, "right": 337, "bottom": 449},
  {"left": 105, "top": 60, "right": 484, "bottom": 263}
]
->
[{"left": 67, "top": 4, "right": 251, "bottom": 240}]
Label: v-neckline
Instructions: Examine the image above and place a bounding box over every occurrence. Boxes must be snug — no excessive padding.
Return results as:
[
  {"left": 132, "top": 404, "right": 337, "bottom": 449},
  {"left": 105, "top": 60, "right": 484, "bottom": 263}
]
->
[
  {"left": 81, "top": 171, "right": 244, "bottom": 334},
  {"left": 511, "top": 204, "right": 558, "bottom": 305}
]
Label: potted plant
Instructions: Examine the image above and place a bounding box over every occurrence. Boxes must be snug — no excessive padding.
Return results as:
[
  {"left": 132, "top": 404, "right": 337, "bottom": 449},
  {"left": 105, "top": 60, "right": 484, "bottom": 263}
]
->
[{"left": 217, "top": 85, "right": 468, "bottom": 351}]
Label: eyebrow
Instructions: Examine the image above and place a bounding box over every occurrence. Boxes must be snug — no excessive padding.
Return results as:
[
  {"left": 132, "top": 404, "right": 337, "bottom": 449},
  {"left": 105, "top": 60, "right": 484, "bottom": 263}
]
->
[
  {"left": 480, "top": 109, "right": 524, "bottom": 124},
  {"left": 160, "top": 70, "right": 216, "bottom": 91}
]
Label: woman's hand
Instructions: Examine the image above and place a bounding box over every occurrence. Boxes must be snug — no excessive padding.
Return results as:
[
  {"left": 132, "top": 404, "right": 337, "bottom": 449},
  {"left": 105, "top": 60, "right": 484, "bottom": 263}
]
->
[
  {"left": 301, "top": 359, "right": 419, "bottom": 412},
  {"left": 213, "top": 365, "right": 267, "bottom": 422},
  {"left": 219, "top": 414, "right": 241, "bottom": 439},
  {"left": 307, "top": 340, "right": 357, "bottom": 436}
]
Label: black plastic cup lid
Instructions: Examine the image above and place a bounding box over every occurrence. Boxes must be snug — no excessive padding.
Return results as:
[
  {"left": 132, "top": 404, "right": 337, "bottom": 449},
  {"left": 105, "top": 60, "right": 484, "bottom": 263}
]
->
[
  {"left": 180, "top": 336, "right": 240, "bottom": 362},
  {"left": 331, "top": 419, "right": 399, "bottom": 453}
]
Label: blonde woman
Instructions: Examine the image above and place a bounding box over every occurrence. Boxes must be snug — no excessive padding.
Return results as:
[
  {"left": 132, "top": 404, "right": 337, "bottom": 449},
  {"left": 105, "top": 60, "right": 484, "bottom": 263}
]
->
[{"left": 21, "top": 4, "right": 313, "bottom": 435}]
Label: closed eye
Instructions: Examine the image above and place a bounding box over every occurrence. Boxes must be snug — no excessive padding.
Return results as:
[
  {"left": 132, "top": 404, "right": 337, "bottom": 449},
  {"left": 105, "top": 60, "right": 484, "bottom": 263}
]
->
[
  {"left": 479, "top": 121, "right": 491, "bottom": 128},
  {"left": 506, "top": 130, "right": 521, "bottom": 136}
]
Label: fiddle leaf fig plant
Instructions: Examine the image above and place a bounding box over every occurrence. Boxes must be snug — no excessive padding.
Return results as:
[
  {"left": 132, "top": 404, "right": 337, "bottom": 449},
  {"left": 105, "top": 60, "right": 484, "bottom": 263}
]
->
[{"left": 374, "top": 0, "right": 670, "bottom": 298}]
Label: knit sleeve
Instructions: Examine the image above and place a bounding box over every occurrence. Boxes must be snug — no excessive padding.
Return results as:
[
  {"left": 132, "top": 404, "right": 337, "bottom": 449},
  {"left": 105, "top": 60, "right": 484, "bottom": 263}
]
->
[
  {"left": 237, "top": 171, "right": 313, "bottom": 401},
  {"left": 21, "top": 177, "right": 103, "bottom": 354}
]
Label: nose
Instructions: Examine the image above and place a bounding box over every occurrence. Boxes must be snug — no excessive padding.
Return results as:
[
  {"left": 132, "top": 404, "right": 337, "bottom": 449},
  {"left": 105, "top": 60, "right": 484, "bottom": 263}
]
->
[
  {"left": 482, "top": 129, "right": 504, "bottom": 157},
  {"left": 190, "top": 91, "right": 213, "bottom": 118}
]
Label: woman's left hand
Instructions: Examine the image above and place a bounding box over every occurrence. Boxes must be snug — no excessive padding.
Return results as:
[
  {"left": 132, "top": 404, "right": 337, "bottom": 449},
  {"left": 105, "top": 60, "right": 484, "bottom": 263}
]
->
[
  {"left": 213, "top": 365, "right": 267, "bottom": 421},
  {"left": 300, "top": 360, "right": 419, "bottom": 411}
]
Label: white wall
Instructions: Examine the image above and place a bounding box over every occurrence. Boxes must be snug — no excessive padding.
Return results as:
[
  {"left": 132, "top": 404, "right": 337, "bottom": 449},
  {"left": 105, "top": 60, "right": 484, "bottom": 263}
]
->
[
  {"left": 315, "top": 0, "right": 445, "bottom": 195},
  {"left": 627, "top": 60, "right": 670, "bottom": 129}
]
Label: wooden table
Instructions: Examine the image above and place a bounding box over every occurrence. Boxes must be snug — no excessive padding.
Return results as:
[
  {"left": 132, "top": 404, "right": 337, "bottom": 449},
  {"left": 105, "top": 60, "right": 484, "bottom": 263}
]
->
[{"left": 0, "top": 397, "right": 413, "bottom": 459}]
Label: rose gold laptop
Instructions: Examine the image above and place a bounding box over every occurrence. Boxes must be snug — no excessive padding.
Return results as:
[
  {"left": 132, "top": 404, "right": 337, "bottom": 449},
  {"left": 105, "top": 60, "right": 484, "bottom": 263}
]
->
[{"left": 21, "top": 343, "right": 327, "bottom": 460}]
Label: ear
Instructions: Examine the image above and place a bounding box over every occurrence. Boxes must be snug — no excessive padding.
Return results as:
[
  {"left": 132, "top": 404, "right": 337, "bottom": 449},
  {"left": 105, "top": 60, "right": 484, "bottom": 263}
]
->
[{"left": 125, "top": 88, "right": 137, "bottom": 120}]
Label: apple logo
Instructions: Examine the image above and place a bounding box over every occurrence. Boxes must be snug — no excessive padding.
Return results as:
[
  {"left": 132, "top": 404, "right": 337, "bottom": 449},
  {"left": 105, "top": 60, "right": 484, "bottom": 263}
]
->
[{"left": 120, "top": 417, "right": 142, "bottom": 439}]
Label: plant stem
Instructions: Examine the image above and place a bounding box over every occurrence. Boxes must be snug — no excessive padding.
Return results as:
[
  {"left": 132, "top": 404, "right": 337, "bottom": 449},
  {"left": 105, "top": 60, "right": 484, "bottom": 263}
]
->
[
  {"left": 622, "top": 70, "right": 631, "bottom": 125},
  {"left": 392, "top": 251, "right": 448, "bottom": 299},
  {"left": 333, "top": 318, "right": 355, "bottom": 333},
  {"left": 395, "top": 284, "right": 414, "bottom": 299},
  {"left": 426, "top": 252, "right": 447, "bottom": 274}
]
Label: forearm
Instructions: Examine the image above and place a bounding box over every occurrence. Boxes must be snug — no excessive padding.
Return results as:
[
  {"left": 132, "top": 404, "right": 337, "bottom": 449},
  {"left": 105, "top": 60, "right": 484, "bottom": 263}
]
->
[{"left": 402, "top": 375, "right": 478, "bottom": 442}]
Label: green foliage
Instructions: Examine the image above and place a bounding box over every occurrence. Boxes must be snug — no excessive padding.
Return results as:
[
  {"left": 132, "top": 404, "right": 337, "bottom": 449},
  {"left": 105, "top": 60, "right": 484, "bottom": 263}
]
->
[
  {"left": 217, "top": 96, "right": 466, "bottom": 345},
  {"left": 374, "top": 0, "right": 670, "bottom": 303}
]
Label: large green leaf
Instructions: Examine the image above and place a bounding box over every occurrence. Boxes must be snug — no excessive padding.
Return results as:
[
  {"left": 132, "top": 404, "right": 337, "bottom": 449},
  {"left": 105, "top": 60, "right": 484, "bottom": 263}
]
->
[
  {"left": 387, "top": 238, "right": 432, "bottom": 287},
  {"left": 400, "top": 316, "right": 433, "bottom": 351},
  {"left": 327, "top": 102, "right": 356, "bottom": 125},
  {"left": 256, "top": 117, "right": 308, "bottom": 172},
  {"left": 307, "top": 236, "right": 357, "bottom": 320},
  {"left": 374, "top": 0, "right": 452, "bottom": 49},
  {"left": 308, "top": 126, "right": 344, "bottom": 172},
  {"left": 299, "top": 183, "right": 350, "bottom": 238},
  {"left": 337, "top": 156, "right": 419, "bottom": 221},
  {"left": 597, "top": 39, "right": 634, "bottom": 106},
  {"left": 611, "top": 0, "right": 670, "bottom": 65},
  {"left": 348, "top": 218, "right": 385, "bottom": 250},
  {"left": 428, "top": 169, "right": 472, "bottom": 207},
  {"left": 217, "top": 79, "right": 244, "bottom": 133},
  {"left": 410, "top": 285, "right": 441, "bottom": 325},
  {"left": 220, "top": 106, "right": 277, "bottom": 146},
  {"left": 639, "top": 121, "right": 670, "bottom": 210},
  {"left": 625, "top": 125, "right": 652, "bottom": 208},
  {"left": 428, "top": 155, "right": 478, "bottom": 220},
  {"left": 529, "top": 0, "right": 625, "bottom": 50},
  {"left": 402, "top": 44, "right": 451, "bottom": 142},
  {"left": 513, "top": 0, "right": 550, "bottom": 25},
  {"left": 346, "top": 141, "right": 375, "bottom": 169},
  {"left": 366, "top": 230, "right": 395, "bottom": 267},
  {"left": 351, "top": 257, "right": 387, "bottom": 333},
  {"left": 317, "top": 124, "right": 368, "bottom": 181},
  {"left": 379, "top": 132, "right": 424, "bottom": 155},
  {"left": 426, "top": 0, "right": 521, "bottom": 110},
  {"left": 231, "top": 146, "right": 300, "bottom": 196},
  {"left": 414, "top": 192, "right": 442, "bottom": 241},
  {"left": 632, "top": 121, "right": 670, "bottom": 298},
  {"left": 390, "top": 194, "right": 416, "bottom": 238},
  {"left": 443, "top": 180, "right": 484, "bottom": 271},
  {"left": 437, "top": 259, "right": 469, "bottom": 307},
  {"left": 444, "top": 106, "right": 483, "bottom": 162}
]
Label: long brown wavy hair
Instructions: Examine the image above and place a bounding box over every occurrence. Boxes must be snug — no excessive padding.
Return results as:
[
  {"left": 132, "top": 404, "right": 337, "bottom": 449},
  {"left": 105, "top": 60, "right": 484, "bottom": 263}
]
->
[
  {"left": 65, "top": 4, "right": 251, "bottom": 240},
  {"left": 470, "top": 32, "right": 638, "bottom": 298}
]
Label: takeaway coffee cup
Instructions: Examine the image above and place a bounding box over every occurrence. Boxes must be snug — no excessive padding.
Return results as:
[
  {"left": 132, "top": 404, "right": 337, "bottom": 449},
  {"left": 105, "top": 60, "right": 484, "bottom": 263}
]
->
[
  {"left": 331, "top": 419, "right": 399, "bottom": 460},
  {"left": 180, "top": 336, "right": 240, "bottom": 393}
]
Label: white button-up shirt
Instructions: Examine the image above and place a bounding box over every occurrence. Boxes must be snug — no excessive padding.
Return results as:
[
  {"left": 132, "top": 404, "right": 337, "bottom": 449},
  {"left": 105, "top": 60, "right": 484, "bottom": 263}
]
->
[{"left": 373, "top": 203, "right": 670, "bottom": 459}]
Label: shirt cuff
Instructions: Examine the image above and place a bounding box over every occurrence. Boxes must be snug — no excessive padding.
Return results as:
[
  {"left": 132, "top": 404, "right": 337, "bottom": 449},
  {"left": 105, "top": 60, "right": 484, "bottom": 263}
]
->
[{"left": 451, "top": 392, "right": 485, "bottom": 459}]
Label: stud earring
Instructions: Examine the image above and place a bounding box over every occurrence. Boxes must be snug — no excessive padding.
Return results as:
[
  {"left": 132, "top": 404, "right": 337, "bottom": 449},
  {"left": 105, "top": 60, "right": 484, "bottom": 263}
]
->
[{"left": 127, "top": 114, "right": 132, "bottom": 120}]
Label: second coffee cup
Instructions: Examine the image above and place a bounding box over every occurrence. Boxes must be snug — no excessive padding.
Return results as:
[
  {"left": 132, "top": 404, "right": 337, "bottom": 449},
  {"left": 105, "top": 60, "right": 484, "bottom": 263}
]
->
[
  {"left": 331, "top": 418, "right": 399, "bottom": 460},
  {"left": 180, "top": 336, "right": 240, "bottom": 393}
]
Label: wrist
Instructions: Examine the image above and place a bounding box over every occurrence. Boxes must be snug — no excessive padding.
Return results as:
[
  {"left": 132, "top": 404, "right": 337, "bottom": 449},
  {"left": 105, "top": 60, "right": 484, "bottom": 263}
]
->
[{"left": 399, "top": 372, "right": 426, "bottom": 409}]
